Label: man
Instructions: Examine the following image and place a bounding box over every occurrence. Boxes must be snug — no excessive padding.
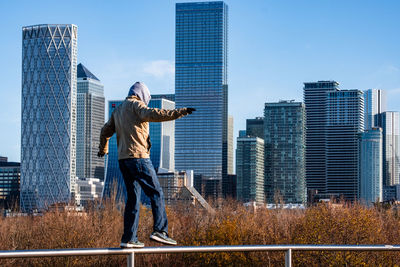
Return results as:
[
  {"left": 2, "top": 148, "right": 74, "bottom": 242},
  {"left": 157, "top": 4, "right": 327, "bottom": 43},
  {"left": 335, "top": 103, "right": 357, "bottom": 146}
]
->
[{"left": 98, "top": 82, "right": 195, "bottom": 248}]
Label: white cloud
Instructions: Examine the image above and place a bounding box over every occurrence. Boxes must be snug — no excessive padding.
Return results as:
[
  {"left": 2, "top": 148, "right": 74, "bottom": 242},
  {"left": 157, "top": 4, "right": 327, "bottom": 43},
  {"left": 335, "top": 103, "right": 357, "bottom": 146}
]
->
[{"left": 143, "top": 60, "right": 175, "bottom": 78}]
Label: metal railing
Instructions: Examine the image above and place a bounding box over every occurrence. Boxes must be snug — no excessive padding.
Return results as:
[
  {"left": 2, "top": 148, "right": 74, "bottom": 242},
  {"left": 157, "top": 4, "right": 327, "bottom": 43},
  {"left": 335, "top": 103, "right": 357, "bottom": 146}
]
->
[{"left": 1, "top": 245, "right": 400, "bottom": 267}]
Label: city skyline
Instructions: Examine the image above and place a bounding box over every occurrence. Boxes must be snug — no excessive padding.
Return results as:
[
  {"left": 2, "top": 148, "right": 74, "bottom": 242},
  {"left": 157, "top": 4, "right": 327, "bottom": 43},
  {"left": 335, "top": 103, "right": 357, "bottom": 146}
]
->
[{"left": 2, "top": 1, "right": 400, "bottom": 161}]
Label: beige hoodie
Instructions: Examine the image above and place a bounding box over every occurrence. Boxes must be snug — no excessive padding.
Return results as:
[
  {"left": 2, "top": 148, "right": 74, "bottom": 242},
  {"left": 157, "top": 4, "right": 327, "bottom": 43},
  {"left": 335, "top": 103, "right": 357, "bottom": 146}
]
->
[{"left": 99, "top": 95, "right": 190, "bottom": 160}]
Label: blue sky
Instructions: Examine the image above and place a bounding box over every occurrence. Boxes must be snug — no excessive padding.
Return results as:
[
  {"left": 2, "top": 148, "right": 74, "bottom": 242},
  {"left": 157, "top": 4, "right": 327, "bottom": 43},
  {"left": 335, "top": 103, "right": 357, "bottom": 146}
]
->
[{"left": 1, "top": 0, "right": 400, "bottom": 162}]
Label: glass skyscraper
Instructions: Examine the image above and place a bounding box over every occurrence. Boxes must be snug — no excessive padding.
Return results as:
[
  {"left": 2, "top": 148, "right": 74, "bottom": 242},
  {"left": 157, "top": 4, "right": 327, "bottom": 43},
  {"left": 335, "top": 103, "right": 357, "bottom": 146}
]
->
[
  {"left": 76, "top": 63, "right": 105, "bottom": 181},
  {"left": 377, "top": 111, "right": 400, "bottom": 186},
  {"left": 326, "top": 90, "right": 364, "bottom": 200},
  {"left": 236, "top": 136, "right": 264, "bottom": 203},
  {"left": 264, "top": 101, "right": 306, "bottom": 204},
  {"left": 303, "top": 81, "right": 339, "bottom": 196},
  {"left": 246, "top": 117, "right": 264, "bottom": 139},
  {"left": 359, "top": 128, "right": 383, "bottom": 204},
  {"left": 364, "top": 89, "right": 386, "bottom": 130},
  {"left": 175, "top": 2, "right": 228, "bottom": 197},
  {"left": 21, "top": 24, "right": 78, "bottom": 211}
]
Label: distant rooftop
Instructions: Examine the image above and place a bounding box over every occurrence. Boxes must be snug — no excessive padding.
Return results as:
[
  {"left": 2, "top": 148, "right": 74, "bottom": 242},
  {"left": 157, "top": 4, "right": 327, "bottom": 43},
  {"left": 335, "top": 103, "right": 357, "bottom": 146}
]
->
[{"left": 77, "top": 63, "right": 100, "bottom": 81}]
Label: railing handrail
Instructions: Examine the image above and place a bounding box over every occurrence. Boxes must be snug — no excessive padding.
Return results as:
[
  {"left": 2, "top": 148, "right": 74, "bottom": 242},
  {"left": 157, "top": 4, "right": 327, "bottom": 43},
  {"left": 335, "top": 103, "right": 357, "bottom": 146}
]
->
[{"left": 1, "top": 245, "right": 400, "bottom": 267}]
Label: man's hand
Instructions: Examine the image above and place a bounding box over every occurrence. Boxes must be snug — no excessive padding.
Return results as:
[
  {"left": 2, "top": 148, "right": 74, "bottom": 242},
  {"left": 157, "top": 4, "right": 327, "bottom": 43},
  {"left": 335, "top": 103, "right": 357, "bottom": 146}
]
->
[
  {"left": 187, "top": 107, "right": 196, "bottom": 114},
  {"left": 97, "top": 151, "right": 105, "bottom": 158}
]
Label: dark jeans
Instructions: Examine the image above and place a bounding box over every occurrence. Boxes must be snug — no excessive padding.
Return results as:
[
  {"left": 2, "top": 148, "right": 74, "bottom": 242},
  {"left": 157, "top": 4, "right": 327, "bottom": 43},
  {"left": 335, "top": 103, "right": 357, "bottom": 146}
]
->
[{"left": 118, "top": 158, "right": 168, "bottom": 243}]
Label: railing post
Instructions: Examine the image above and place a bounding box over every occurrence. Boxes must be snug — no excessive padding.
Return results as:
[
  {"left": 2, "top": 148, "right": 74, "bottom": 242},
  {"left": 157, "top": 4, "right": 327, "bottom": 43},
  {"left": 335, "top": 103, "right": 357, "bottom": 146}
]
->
[
  {"left": 127, "top": 252, "right": 134, "bottom": 267},
  {"left": 285, "top": 248, "right": 292, "bottom": 267}
]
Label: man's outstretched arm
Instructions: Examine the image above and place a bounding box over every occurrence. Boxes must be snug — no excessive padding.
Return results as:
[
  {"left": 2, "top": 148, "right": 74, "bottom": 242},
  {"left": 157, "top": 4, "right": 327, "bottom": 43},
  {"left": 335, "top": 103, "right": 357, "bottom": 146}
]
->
[
  {"left": 133, "top": 100, "right": 195, "bottom": 122},
  {"left": 98, "top": 114, "right": 116, "bottom": 157}
]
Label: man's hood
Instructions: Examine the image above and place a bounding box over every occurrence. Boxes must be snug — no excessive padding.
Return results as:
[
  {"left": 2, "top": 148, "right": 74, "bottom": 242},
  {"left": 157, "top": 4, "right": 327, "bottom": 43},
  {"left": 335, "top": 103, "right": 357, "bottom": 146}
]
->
[{"left": 127, "top": 82, "right": 151, "bottom": 106}]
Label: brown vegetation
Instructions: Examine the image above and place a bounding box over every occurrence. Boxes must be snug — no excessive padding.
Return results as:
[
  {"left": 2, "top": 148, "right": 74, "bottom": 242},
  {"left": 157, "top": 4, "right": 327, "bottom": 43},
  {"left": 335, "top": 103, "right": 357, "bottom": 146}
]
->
[{"left": 1, "top": 200, "right": 400, "bottom": 266}]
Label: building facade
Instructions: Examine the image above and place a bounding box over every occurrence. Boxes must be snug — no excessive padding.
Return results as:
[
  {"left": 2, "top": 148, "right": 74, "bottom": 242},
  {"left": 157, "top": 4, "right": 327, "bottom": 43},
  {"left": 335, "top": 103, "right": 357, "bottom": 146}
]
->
[
  {"left": 359, "top": 128, "right": 383, "bottom": 204},
  {"left": 76, "top": 63, "right": 105, "bottom": 181},
  {"left": 303, "top": 81, "right": 340, "bottom": 196},
  {"left": 377, "top": 111, "right": 400, "bottom": 186},
  {"left": 0, "top": 161, "right": 20, "bottom": 209},
  {"left": 75, "top": 178, "right": 104, "bottom": 207},
  {"left": 21, "top": 24, "right": 78, "bottom": 211},
  {"left": 236, "top": 136, "right": 264, "bottom": 203},
  {"left": 175, "top": 2, "right": 228, "bottom": 198},
  {"left": 264, "top": 101, "right": 306, "bottom": 204},
  {"left": 246, "top": 117, "right": 264, "bottom": 139},
  {"left": 325, "top": 90, "right": 364, "bottom": 200},
  {"left": 364, "top": 89, "right": 386, "bottom": 130}
]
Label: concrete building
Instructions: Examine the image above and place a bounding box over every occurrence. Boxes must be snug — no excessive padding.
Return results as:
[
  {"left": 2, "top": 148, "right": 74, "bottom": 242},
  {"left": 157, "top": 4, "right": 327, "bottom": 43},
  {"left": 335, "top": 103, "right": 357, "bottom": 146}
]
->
[
  {"left": 75, "top": 178, "right": 104, "bottom": 207},
  {"left": 21, "top": 24, "right": 78, "bottom": 211},
  {"left": 264, "top": 101, "right": 306, "bottom": 204},
  {"left": 359, "top": 128, "right": 383, "bottom": 204},
  {"left": 236, "top": 136, "right": 264, "bottom": 203}
]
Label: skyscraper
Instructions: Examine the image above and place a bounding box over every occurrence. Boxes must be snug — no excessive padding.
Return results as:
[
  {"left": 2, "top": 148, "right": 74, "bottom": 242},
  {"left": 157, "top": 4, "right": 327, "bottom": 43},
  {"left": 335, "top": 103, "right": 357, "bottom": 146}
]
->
[
  {"left": 303, "top": 81, "right": 339, "bottom": 196},
  {"left": 264, "top": 101, "right": 306, "bottom": 204},
  {"left": 76, "top": 63, "right": 105, "bottom": 181},
  {"left": 175, "top": 2, "right": 228, "bottom": 198},
  {"left": 325, "top": 90, "right": 364, "bottom": 200},
  {"left": 364, "top": 89, "right": 386, "bottom": 130},
  {"left": 359, "top": 128, "right": 383, "bottom": 204},
  {"left": 21, "top": 24, "right": 78, "bottom": 211},
  {"left": 236, "top": 136, "right": 264, "bottom": 203},
  {"left": 377, "top": 112, "right": 400, "bottom": 186}
]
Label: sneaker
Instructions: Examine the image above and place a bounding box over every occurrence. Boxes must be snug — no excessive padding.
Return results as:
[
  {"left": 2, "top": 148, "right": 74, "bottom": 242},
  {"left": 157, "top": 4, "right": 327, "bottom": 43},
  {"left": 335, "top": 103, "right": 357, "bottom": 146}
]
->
[
  {"left": 120, "top": 240, "right": 145, "bottom": 248},
  {"left": 150, "top": 231, "right": 177, "bottom": 245}
]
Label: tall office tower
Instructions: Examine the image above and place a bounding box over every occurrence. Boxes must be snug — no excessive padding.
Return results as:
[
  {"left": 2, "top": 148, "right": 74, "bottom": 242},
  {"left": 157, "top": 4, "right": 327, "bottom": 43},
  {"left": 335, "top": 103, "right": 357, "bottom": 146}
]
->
[
  {"left": 303, "top": 81, "right": 339, "bottom": 196},
  {"left": 0, "top": 160, "right": 20, "bottom": 209},
  {"left": 148, "top": 96, "right": 176, "bottom": 171},
  {"left": 264, "top": 101, "right": 306, "bottom": 204},
  {"left": 359, "top": 128, "right": 383, "bottom": 204},
  {"left": 21, "top": 24, "right": 78, "bottom": 211},
  {"left": 364, "top": 89, "right": 386, "bottom": 130},
  {"left": 175, "top": 2, "right": 228, "bottom": 199},
  {"left": 326, "top": 90, "right": 364, "bottom": 200},
  {"left": 246, "top": 117, "right": 264, "bottom": 139},
  {"left": 236, "top": 136, "right": 264, "bottom": 203},
  {"left": 377, "top": 112, "right": 400, "bottom": 186},
  {"left": 103, "top": 96, "right": 176, "bottom": 201},
  {"left": 76, "top": 63, "right": 105, "bottom": 181}
]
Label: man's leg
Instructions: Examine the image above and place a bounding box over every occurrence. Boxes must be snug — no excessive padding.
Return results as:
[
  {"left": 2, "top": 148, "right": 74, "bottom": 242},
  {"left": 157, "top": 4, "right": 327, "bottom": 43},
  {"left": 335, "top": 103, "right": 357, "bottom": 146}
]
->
[
  {"left": 136, "top": 158, "right": 168, "bottom": 233},
  {"left": 119, "top": 159, "right": 142, "bottom": 244}
]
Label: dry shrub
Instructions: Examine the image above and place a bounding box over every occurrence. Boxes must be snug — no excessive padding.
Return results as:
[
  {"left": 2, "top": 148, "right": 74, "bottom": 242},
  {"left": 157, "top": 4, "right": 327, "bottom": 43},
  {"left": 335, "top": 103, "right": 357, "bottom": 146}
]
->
[{"left": 1, "top": 200, "right": 400, "bottom": 266}]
